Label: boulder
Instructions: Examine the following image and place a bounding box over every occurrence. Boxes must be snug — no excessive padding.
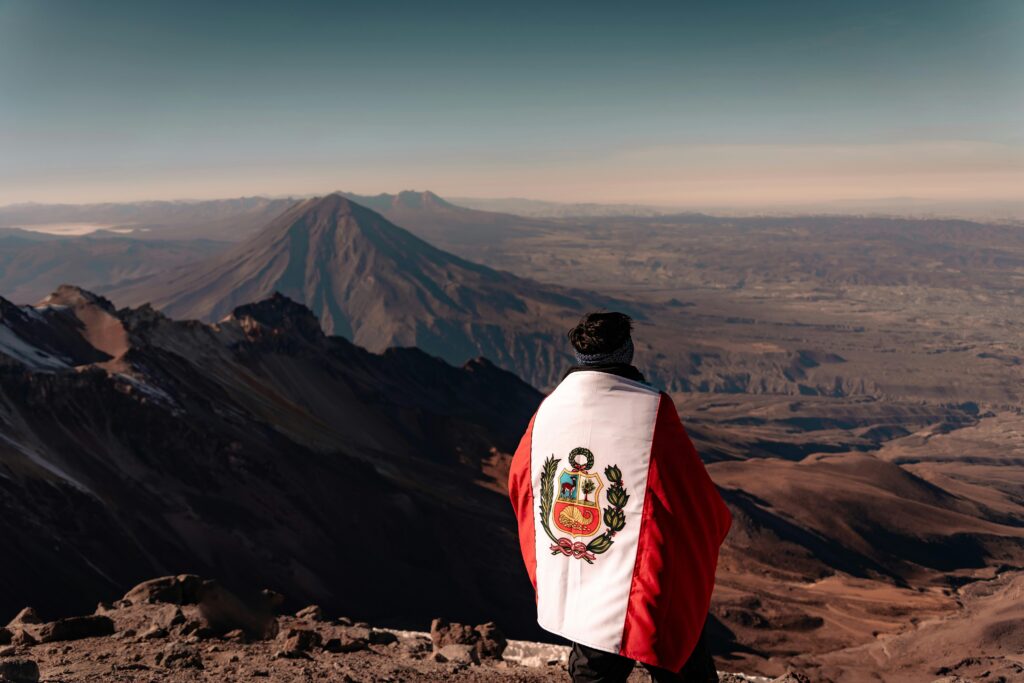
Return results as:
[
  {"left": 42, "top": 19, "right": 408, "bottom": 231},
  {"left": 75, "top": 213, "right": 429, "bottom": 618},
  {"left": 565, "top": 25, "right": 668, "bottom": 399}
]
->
[
  {"left": 36, "top": 615, "right": 115, "bottom": 643},
  {"left": 5, "top": 609, "right": 40, "bottom": 629},
  {"left": 196, "top": 580, "right": 278, "bottom": 640},
  {"left": 430, "top": 618, "right": 476, "bottom": 649},
  {"left": 295, "top": 605, "right": 325, "bottom": 622},
  {"left": 0, "top": 658, "right": 39, "bottom": 683},
  {"left": 123, "top": 575, "right": 203, "bottom": 605},
  {"left": 277, "top": 628, "right": 321, "bottom": 655},
  {"left": 434, "top": 643, "right": 480, "bottom": 665}
]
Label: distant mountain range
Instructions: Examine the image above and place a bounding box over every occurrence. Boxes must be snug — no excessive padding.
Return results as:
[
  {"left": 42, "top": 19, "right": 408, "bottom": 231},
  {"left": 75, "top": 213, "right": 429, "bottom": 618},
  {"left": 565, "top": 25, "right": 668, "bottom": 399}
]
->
[
  {"left": 0, "top": 196, "right": 295, "bottom": 241},
  {"left": 0, "top": 234, "right": 225, "bottom": 304},
  {"left": 448, "top": 196, "right": 672, "bottom": 218},
  {"left": 106, "top": 194, "right": 626, "bottom": 387}
]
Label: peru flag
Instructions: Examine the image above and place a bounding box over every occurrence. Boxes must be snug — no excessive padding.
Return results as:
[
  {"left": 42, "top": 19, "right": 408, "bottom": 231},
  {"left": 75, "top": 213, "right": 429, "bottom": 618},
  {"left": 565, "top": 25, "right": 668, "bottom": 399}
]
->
[{"left": 508, "top": 370, "right": 732, "bottom": 671}]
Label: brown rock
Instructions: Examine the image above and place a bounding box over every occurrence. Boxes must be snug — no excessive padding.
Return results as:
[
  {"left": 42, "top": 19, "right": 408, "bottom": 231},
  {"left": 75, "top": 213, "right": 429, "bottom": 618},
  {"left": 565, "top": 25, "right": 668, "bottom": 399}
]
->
[
  {"left": 343, "top": 625, "right": 372, "bottom": 641},
  {"left": 196, "top": 580, "right": 278, "bottom": 640},
  {"left": 770, "top": 673, "right": 812, "bottom": 683},
  {"left": 123, "top": 575, "right": 203, "bottom": 605},
  {"left": 223, "top": 629, "right": 248, "bottom": 644},
  {"left": 159, "top": 644, "right": 203, "bottom": 670},
  {"left": 295, "top": 605, "right": 325, "bottom": 621},
  {"left": 36, "top": 615, "right": 115, "bottom": 643},
  {"left": 474, "top": 622, "right": 507, "bottom": 660},
  {"left": 430, "top": 618, "right": 475, "bottom": 649},
  {"left": 434, "top": 643, "right": 480, "bottom": 665},
  {"left": 9, "top": 631, "right": 35, "bottom": 648},
  {"left": 153, "top": 605, "right": 186, "bottom": 632},
  {"left": 6, "top": 609, "right": 41, "bottom": 628},
  {"left": 177, "top": 619, "right": 202, "bottom": 637},
  {"left": 140, "top": 625, "right": 168, "bottom": 640},
  {"left": 429, "top": 618, "right": 506, "bottom": 661},
  {"left": 394, "top": 636, "right": 432, "bottom": 659},
  {"left": 0, "top": 646, "right": 16, "bottom": 657},
  {"left": 0, "top": 658, "right": 39, "bottom": 683},
  {"left": 277, "top": 628, "right": 321, "bottom": 654},
  {"left": 323, "top": 634, "right": 369, "bottom": 653}
]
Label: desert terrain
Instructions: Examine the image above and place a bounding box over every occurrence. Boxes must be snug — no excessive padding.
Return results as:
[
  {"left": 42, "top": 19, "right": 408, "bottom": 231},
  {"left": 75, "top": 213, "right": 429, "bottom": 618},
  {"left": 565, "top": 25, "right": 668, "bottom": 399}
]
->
[{"left": 1, "top": 195, "right": 1023, "bottom": 681}]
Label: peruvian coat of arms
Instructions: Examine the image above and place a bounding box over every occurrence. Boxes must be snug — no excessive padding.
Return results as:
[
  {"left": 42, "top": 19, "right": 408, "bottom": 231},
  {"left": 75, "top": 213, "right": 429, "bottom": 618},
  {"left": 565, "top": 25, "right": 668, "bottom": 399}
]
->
[{"left": 539, "top": 447, "right": 629, "bottom": 564}]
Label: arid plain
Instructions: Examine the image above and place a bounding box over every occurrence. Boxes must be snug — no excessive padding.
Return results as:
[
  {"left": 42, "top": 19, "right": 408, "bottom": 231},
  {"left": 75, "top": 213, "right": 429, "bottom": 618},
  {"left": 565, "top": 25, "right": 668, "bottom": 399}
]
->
[{"left": 384, "top": 201, "right": 1024, "bottom": 681}]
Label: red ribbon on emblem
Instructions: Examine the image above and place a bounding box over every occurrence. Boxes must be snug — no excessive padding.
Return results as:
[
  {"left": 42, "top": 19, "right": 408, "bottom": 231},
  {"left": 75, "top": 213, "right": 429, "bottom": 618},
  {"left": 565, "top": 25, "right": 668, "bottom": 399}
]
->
[{"left": 551, "top": 537, "right": 596, "bottom": 562}]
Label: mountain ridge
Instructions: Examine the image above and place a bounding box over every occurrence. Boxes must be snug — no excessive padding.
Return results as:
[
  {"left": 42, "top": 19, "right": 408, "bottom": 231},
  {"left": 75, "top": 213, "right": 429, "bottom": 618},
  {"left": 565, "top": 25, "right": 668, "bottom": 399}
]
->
[{"left": 0, "top": 284, "right": 544, "bottom": 633}]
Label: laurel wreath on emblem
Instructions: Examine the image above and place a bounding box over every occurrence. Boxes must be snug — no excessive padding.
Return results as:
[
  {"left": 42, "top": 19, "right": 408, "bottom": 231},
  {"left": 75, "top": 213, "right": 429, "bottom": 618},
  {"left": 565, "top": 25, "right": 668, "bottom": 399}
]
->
[{"left": 539, "top": 451, "right": 629, "bottom": 564}]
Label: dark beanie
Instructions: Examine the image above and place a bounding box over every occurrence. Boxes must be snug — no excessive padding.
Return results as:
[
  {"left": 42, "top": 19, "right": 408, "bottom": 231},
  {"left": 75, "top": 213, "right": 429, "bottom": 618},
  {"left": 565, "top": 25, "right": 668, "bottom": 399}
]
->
[{"left": 568, "top": 312, "right": 634, "bottom": 366}]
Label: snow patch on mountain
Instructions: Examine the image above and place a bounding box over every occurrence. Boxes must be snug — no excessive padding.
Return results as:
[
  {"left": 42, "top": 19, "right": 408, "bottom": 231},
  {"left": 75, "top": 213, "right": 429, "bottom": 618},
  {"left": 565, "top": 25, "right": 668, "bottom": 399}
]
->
[{"left": 0, "top": 323, "right": 70, "bottom": 370}]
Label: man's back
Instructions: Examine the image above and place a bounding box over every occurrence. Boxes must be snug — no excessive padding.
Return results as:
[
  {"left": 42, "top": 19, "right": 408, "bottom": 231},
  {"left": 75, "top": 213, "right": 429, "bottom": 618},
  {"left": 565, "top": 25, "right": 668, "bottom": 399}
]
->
[
  {"left": 525, "top": 370, "right": 662, "bottom": 647},
  {"left": 508, "top": 312, "right": 731, "bottom": 681}
]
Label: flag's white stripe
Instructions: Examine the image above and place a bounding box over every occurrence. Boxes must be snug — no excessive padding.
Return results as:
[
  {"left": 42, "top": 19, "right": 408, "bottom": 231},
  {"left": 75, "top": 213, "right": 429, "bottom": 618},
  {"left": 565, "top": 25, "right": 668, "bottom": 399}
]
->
[{"left": 531, "top": 371, "right": 660, "bottom": 653}]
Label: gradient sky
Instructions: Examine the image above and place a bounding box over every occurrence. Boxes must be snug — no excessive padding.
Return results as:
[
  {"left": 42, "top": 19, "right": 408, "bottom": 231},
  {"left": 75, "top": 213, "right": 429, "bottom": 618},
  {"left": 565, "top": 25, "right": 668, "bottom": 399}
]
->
[{"left": 1, "top": 0, "right": 1021, "bottom": 206}]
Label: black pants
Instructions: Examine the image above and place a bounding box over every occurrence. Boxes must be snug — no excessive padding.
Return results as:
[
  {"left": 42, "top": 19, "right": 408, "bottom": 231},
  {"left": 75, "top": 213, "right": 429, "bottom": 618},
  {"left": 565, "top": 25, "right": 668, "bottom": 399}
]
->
[{"left": 568, "top": 629, "right": 718, "bottom": 683}]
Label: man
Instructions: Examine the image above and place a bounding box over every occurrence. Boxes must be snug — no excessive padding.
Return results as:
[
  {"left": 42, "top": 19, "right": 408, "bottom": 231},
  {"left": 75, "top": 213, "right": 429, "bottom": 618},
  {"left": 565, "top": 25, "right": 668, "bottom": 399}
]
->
[{"left": 508, "top": 312, "right": 732, "bottom": 683}]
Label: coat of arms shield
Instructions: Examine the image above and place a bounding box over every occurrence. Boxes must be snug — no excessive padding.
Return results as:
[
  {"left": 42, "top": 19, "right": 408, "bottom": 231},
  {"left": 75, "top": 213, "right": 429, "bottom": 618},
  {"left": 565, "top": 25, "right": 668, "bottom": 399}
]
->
[{"left": 552, "top": 467, "right": 604, "bottom": 537}]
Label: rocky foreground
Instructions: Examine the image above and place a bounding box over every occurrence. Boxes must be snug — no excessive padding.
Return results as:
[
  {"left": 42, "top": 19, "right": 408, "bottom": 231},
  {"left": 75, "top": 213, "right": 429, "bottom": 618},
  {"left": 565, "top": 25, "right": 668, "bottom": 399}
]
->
[{"left": 0, "top": 575, "right": 800, "bottom": 683}]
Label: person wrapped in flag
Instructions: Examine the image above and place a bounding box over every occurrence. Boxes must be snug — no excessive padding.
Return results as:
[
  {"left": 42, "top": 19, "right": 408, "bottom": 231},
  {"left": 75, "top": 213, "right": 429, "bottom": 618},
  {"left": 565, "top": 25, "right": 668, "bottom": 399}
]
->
[{"left": 508, "top": 312, "right": 732, "bottom": 682}]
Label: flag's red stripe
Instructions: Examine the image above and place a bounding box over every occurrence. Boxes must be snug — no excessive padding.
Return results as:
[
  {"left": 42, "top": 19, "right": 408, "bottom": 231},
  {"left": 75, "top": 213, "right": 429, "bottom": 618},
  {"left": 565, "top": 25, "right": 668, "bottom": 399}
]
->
[
  {"left": 619, "top": 393, "right": 732, "bottom": 670},
  {"left": 509, "top": 413, "right": 538, "bottom": 598}
]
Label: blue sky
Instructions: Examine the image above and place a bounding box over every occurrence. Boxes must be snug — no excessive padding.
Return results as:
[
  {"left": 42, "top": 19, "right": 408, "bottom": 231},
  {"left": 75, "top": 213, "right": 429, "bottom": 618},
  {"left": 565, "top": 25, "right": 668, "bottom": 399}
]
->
[{"left": 0, "top": 0, "right": 1021, "bottom": 205}]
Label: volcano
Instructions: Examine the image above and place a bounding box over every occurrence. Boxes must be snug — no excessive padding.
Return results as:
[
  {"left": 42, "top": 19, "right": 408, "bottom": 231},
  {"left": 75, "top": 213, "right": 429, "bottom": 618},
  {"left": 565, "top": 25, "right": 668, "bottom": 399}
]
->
[{"left": 108, "top": 194, "right": 611, "bottom": 387}]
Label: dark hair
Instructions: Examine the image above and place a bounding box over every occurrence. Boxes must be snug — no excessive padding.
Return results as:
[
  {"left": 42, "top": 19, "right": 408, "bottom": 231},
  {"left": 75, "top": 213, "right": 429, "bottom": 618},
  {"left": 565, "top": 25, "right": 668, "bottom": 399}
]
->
[{"left": 568, "top": 311, "right": 633, "bottom": 354}]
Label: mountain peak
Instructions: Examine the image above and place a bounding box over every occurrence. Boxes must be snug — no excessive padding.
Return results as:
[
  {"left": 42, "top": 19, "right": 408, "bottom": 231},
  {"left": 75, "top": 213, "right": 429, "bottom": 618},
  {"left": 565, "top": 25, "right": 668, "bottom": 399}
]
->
[
  {"left": 302, "top": 193, "right": 363, "bottom": 216},
  {"left": 391, "top": 190, "right": 454, "bottom": 210},
  {"left": 40, "top": 285, "right": 117, "bottom": 313},
  {"left": 228, "top": 293, "right": 325, "bottom": 344}
]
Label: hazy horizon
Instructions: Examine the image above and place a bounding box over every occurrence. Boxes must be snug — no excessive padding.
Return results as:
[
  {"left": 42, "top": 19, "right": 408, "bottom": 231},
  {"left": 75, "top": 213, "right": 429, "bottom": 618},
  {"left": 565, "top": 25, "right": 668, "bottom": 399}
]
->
[{"left": 2, "top": 0, "right": 1022, "bottom": 206}]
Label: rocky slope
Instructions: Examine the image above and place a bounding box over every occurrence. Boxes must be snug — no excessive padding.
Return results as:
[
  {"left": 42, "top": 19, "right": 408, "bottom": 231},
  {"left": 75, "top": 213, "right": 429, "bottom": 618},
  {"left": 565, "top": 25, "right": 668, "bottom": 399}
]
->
[
  {"left": 0, "top": 285, "right": 543, "bottom": 635},
  {"left": 0, "top": 573, "right": 788, "bottom": 683}
]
